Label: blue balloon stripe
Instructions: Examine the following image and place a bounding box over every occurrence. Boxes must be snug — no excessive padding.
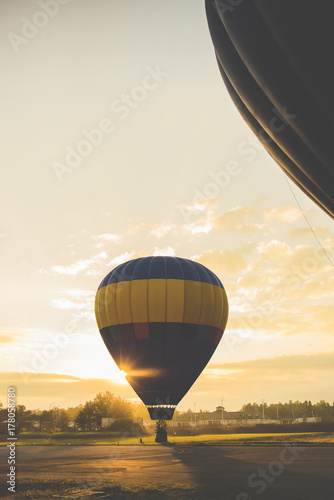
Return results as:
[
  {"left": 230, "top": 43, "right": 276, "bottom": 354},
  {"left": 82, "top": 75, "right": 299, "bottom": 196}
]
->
[{"left": 97, "top": 256, "right": 224, "bottom": 289}]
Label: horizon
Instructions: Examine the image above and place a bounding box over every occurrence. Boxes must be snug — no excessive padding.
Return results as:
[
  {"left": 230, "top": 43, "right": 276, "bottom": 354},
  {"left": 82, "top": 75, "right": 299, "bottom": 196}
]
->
[{"left": 3, "top": 382, "right": 333, "bottom": 414}]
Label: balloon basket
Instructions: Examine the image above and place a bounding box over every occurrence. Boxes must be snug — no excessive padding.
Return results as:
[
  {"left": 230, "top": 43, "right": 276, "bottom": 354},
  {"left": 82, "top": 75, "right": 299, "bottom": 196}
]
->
[{"left": 155, "top": 420, "right": 168, "bottom": 443}]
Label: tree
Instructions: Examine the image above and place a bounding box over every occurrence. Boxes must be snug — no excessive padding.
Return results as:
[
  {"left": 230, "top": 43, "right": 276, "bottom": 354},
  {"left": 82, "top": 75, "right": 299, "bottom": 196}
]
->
[
  {"left": 56, "top": 410, "right": 70, "bottom": 431},
  {"left": 75, "top": 401, "right": 96, "bottom": 431},
  {"left": 132, "top": 402, "right": 150, "bottom": 420},
  {"left": 92, "top": 392, "right": 133, "bottom": 422},
  {"left": 75, "top": 392, "right": 134, "bottom": 431},
  {"left": 65, "top": 405, "right": 83, "bottom": 421},
  {"left": 0, "top": 402, "right": 6, "bottom": 422},
  {"left": 315, "top": 400, "right": 333, "bottom": 422},
  {"left": 240, "top": 403, "right": 262, "bottom": 417},
  {"left": 16, "top": 405, "right": 28, "bottom": 421},
  {"left": 110, "top": 396, "right": 133, "bottom": 419},
  {"left": 15, "top": 405, "right": 31, "bottom": 431},
  {"left": 92, "top": 392, "right": 115, "bottom": 419},
  {"left": 172, "top": 410, "right": 182, "bottom": 421}
]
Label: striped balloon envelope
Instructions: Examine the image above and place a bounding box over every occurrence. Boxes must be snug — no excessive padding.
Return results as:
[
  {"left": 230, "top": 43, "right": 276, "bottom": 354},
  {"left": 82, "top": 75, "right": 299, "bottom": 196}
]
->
[{"left": 95, "top": 256, "right": 228, "bottom": 420}]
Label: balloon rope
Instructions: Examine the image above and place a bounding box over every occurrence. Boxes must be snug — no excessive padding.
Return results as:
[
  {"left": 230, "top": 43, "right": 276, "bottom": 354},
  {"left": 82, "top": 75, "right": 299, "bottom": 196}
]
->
[{"left": 283, "top": 174, "right": 334, "bottom": 268}]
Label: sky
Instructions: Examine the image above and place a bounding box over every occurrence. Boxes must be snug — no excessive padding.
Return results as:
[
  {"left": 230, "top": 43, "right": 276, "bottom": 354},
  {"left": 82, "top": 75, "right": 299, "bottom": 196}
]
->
[{"left": 1, "top": 0, "right": 333, "bottom": 413}]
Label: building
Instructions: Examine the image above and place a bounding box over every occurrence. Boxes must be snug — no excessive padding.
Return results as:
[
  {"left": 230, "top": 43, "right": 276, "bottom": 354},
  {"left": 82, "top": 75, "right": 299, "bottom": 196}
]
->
[
  {"left": 101, "top": 418, "right": 115, "bottom": 429},
  {"left": 294, "top": 417, "right": 321, "bottom": 424},
  {"left": 20, "top": 420, "right": 41, "bottom": 431},
  {"left": 171, "top": 406, "right": 277, "bottom": 427}
]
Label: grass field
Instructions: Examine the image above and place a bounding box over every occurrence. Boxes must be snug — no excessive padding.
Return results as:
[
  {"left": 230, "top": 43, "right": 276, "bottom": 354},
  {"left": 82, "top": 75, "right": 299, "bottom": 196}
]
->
[{"left": 1, "top": 430, "right": 334, "bottom": 446}]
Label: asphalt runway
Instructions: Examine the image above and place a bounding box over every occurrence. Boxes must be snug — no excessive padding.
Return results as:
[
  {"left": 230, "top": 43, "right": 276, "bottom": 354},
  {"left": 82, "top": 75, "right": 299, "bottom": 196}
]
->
[{"left": 1, "top": 445, "right": 334, "bottom": 499}]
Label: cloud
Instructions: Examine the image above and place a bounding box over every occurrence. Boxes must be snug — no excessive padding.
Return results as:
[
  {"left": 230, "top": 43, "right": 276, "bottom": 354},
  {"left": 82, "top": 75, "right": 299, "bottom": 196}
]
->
[
  {"left": 205, "top": 368, "right": 243, "bottom": 378},
  {"left": 257, "top": 240, "right": 291, "bottom": 260},
  {"left": 180, "top": 206, "right": 215, "bottom": 236},
  {"left": 303, "top": 276, "right": 334, "bottom": 298},
  {"left": 187, "top": 351, "right": 334, "bottom": 407},
  {"left": 228, "top": 313, "right": 290, "bottom": 337},
  {"left": 228, "top": 304, "right": 334, "bottom": 338},
  {"left": 0, "top": 372, "right": 135, "bottom": 409},
  {"left": 106, "top": 247, "right": 177, "bottom": 266},
  {"left": 227, "top": 239, "right": 333, "bottom": 312},
  {"left": 50, "top": 290, "right": 95, "bottom": 311},
  {"left": 92, "top": 233, "right": 123, "bottom": 248},
  {"left": 208, "top": 351, "right": 334, "bottom": 374},
  {"left": 263, "top": 205, "right": 303, "bottom": 224},
  {"left": 177, "top": 198, "right": 218, "bottom": 233},
  {"left": 107, "top": 251, "right": 135, "bottom": 267},
  {"left": 182, "top": 220, "right": 213, "bottom": 235},
  {"left": 281, "top": 244, "right": 332, "bottom": 276},
  {"left": 288, "top": 225, "right": 332, "bottom": 240},
  {"left": 177, "top": 197, "right": 219, "bottom": 215},
  {"left": 0, "top": 329, "right": 24, "bottom": 344},
  {"left": 126, "top": 220, "right": 147, "bottom": 235},
  {"left": 149, "top": 224, "right": 176, "bottom": 239},
  {"left": 152, "top": 246, "right": 176, "bottom": 256},
  {"left": 93, "top": 233, "right": 122, "bottom": 242},
  {"left": 297, "top": 305, "right": 334, "bottom": 335},
  {"left": 212, "top": 206, "right": 266, "bottom": 233},
  {"left": 195, "top": 249, "right": 248, "bottom": 275},
  {"left": 51, "top": 260, "right": 93, "bottom": 275},
  {"left": 50, "top": 252, "right": 108, "bottom": 276}
]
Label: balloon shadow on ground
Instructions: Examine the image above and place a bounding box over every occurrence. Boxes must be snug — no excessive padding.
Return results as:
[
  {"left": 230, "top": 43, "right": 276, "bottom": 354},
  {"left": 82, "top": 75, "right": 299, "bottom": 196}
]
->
[{"left": 163, "top": 444, "right": 334, "bottom": 500}]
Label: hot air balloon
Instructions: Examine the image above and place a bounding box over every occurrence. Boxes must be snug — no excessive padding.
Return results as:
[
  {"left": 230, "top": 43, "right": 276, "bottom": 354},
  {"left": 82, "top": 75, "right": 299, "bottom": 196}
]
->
[
  {"left": 95, "top": 256, "right": 228, "bottom": 442},
  {"left": 206, "top": 0, "right": 334, "bottom": 219}
]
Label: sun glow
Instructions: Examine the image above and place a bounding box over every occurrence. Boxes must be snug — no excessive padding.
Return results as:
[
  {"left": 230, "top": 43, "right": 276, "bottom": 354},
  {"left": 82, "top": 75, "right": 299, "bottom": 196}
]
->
[
  {"left": 112, "top": 369, "right": 128, "bottom": 385},
  {"left": 89, "top": 354, "right": 129, "bottom": 384}
]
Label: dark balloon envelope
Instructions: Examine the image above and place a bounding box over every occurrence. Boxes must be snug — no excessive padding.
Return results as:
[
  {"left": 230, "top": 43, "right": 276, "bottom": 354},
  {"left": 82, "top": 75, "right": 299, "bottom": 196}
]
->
[
  {"left": 95, "top": 256, "right": 228, "bottom": 420},
  {"left": 206, "top": 0, "right": 334, "bottom": 219}
]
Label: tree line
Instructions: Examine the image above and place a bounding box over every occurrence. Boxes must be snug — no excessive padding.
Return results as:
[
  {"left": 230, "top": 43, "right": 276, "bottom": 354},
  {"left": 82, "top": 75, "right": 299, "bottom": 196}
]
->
[
  {"left": 0, "top": 404, "right": 75, "bottom": 432},
  {"left": 240, "top": 400, "right": 334, "bottom": 422},
  {"left": 1, "top": 396, "right": 333, "bottom": 432},
  {"left": 0, "top": 392, "right": 147, "bottom": 432}
]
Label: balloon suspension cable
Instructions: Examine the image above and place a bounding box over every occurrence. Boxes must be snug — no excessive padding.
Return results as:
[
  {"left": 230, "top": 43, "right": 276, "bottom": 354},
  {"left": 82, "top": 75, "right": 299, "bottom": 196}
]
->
[{"left": 284, "top": 174, "right": 334, "bottom": 267}]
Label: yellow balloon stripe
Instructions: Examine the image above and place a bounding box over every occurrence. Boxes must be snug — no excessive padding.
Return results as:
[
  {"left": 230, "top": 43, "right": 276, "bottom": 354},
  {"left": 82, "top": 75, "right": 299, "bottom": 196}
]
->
[
  {"left": 212, "top": 285, "right": 224, "bottom": 328},
  {"left": 95, "top": 279, "right": 227, "bottom": 330},
  {"left": 166, "top": 279, "right": 184, "bottom": 323},
  {"left": 221, "top": 287, "right": 229, "bottom": 332},
  {"left": 148, "top": 279, "right": 166, "bottom": 323},
  {"left": 183, "top": 280, "right": 202, "bottom": 324},
  {"left": 131, "top": 280, "right": 148, "bottom": 323},
  {"left": 199, "top": 279, "right": 215, "bottom": 325}
]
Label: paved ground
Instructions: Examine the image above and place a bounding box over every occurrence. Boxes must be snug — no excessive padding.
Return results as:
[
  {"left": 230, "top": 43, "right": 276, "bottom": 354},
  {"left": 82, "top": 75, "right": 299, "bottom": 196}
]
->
[{"left": 1, "top": 445, "right": 334, "bottom": 499}]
